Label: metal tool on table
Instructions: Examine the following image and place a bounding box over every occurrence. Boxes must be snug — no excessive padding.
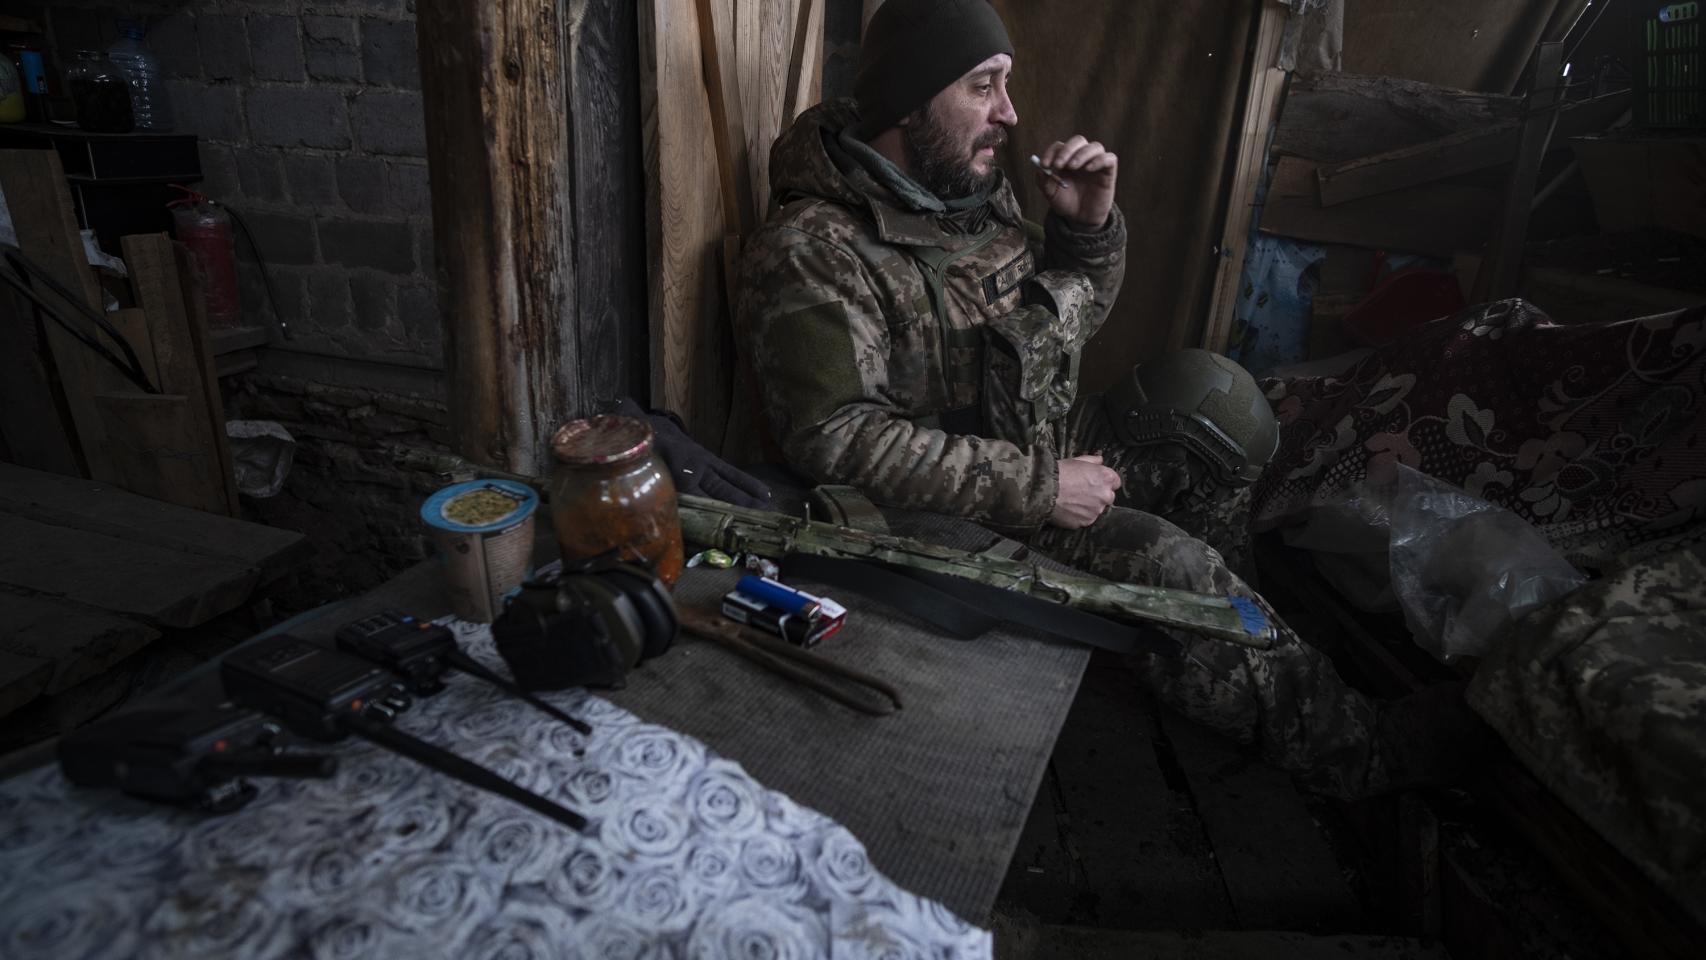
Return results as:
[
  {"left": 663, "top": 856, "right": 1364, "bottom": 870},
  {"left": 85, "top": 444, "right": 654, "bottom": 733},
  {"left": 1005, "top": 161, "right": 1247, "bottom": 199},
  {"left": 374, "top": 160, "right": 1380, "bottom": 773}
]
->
[{"left": 678, "top": 606, "right": 902, "bottom": 717}]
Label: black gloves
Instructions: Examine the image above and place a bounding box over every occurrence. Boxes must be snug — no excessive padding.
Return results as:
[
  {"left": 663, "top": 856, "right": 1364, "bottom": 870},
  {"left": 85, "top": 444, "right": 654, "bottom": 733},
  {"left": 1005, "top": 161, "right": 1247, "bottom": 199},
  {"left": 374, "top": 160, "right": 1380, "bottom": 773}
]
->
[{"left": 606, "top": 398, "right": 773, "bottom": 509}]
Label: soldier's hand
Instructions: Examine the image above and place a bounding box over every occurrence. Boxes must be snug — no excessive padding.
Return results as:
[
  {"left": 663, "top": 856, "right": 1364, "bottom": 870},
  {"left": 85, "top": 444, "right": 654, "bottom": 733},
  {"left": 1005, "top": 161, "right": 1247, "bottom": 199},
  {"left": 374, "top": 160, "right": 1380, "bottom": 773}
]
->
[
  {"left": 1050, "top": 454, "right": 1121, "bottom": 529},
  {"left": 1037, "top": 135, "right": 1118, "bottom": 231}
]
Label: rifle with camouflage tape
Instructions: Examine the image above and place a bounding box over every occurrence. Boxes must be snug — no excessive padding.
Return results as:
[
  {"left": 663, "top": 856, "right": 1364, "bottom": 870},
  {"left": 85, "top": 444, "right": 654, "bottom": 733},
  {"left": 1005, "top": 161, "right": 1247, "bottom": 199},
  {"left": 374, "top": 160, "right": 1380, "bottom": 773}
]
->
[
  {"left": 676, "top": 495, "right": 1276, "bottom": 650},
  {"left": 400, "top": 451, "right": 1275, "bottom": 650}
]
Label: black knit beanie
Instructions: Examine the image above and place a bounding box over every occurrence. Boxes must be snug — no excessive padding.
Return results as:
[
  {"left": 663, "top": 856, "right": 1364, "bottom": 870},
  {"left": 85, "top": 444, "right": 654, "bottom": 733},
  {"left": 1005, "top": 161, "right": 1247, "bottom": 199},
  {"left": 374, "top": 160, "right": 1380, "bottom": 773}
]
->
[{"left": 854, "top": 0, "right": 1014, "bottom": 139}]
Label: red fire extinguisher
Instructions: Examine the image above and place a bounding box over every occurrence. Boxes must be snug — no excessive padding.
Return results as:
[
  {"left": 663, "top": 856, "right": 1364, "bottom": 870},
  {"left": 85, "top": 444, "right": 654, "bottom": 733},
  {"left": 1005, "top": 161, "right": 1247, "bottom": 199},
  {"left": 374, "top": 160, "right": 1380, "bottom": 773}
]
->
[{"left": 167, "top": 185, "right": 241, "bottom": 329}]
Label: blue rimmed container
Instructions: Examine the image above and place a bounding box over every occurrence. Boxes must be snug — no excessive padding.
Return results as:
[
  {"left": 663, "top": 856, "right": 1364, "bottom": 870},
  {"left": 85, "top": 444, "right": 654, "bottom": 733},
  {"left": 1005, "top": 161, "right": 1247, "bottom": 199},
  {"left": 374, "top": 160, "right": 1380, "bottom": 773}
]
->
[{"left": 421, "top": 478, "right": 539, "bottom": 622}]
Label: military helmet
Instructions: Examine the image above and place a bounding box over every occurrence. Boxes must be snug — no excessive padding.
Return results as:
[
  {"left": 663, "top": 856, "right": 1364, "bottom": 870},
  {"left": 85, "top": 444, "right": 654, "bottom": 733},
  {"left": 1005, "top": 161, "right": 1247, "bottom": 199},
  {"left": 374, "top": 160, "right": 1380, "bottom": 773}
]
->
[{"left": 1103, "top": 349, "right": 1279, "bottom": 486}]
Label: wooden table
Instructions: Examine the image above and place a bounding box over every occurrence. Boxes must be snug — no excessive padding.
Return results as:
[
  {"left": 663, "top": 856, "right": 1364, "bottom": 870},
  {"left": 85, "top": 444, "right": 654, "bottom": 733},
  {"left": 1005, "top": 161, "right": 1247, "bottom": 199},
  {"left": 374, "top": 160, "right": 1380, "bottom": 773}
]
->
[
  {"left": 0, "top": 463, "right": 308, "bottom": 727},
  {"left": 39, "top": 510, "right": 1089, "bottom": 923}
]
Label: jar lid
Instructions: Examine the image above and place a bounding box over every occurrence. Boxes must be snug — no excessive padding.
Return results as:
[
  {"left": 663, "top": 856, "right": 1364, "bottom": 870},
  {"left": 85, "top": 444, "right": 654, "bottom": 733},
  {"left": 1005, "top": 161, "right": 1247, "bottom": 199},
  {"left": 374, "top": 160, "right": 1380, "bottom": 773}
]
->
[{"left": 550, "top": 415, "right": 653, "bottom": 466}]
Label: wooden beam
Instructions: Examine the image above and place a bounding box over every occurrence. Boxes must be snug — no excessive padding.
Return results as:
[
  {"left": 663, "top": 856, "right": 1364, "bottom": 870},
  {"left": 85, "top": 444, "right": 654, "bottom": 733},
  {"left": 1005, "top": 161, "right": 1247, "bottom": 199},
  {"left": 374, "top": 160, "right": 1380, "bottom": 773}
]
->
[
  {"left": 566, "top": 0, "right": 648, "bottom": 407},
  {"left": 417, "top": 0, "right": 579, "bottom": 475},
  {"left": 1200, "top": 0, "right": 1291, "bottom": 354},
  {"left": 0, "top": 149, "right": 120, "bottom": 481},
  {"left": 1477, "top": 42, "right": 1566, "bottom": 301},
  {"left": 0, "top": 285, "right": 80, "bottom": 475},
  {"left": 1260, "top": 157, "right": 1500, "bottom": 259},
  {"left": 0, "top": 512, "right": 260, "bottom": 629},
  {"left": 1315, "top": 90, "right": 1629, "bottom": 207},
  {"left": 120, "top": 234, "right": 236, "bottom": 516},
  {"left": 0, "top": 460, "right": 308, "bottom": 582},
  {"left": 640, "top": 0, "right": 734, "bottom": 440}
]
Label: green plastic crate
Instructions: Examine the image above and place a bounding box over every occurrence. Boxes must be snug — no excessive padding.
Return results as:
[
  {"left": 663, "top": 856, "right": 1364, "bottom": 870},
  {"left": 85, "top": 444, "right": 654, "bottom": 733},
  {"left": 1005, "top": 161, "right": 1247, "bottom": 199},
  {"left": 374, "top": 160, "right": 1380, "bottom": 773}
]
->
[{"left": 1638, "top": 2, "right": 1703, "bottom": 129}]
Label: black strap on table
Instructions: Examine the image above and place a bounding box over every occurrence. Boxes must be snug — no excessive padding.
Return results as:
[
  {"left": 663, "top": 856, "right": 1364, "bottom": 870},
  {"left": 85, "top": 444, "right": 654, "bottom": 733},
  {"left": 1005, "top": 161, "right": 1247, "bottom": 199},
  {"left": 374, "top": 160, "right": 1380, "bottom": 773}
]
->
[
  {"left": 781, "top": 553, "right": 1177, "bottom": 657},
  {"left": 346, "top": 714, "right": 587, "bottom": 832},
  {"left": 446, "top": 649, "right": 593, "bottom": 736}
]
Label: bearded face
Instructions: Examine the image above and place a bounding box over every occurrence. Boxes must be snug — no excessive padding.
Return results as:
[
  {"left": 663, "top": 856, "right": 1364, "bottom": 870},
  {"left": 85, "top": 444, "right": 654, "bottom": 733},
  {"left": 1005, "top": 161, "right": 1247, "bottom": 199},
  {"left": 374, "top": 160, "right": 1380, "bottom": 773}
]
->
[{"left": 901, "top": 100, "right": 1009, "bottom": 200}]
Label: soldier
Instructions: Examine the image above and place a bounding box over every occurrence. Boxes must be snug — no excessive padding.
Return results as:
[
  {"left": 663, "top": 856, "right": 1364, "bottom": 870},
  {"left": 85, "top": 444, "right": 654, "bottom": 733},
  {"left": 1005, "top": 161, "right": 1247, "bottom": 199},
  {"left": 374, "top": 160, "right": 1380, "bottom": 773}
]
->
[{"left": 738, "top": 0, "right": 1478, "bottom": 799}]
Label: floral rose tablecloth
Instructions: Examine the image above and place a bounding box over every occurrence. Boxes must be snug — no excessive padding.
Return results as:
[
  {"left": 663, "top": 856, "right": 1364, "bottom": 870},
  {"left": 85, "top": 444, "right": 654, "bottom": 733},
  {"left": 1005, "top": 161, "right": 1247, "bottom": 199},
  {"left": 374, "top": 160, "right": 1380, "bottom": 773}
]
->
[{"left": 0, "top": 618, "right": 991, "bottom": 959}]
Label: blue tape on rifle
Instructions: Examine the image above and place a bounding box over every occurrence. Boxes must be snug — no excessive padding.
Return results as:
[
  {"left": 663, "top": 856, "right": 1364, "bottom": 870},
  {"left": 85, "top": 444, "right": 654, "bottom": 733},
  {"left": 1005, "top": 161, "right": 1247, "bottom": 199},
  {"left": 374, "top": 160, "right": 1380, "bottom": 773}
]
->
[{"left": 1228, "top": 596, "right": 1268, "bottom": 636}]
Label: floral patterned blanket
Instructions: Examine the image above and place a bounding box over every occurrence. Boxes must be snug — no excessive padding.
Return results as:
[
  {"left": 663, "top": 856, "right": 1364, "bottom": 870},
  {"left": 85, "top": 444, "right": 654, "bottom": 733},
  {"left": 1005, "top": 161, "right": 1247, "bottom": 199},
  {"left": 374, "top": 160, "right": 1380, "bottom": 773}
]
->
[
  {"left": 0, "top": 617, "right": 992, "bottom": 959},
  {"left": 1253, "top": 300, "right": 1706, "bottom": 573}
]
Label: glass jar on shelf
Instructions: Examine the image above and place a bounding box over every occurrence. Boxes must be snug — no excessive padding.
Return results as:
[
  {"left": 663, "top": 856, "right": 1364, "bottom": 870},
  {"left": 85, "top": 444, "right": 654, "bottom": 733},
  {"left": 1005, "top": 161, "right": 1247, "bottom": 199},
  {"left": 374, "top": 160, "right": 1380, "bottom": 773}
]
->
[{"left": 65, "top": 50, "right": 133, "bottom": 133}]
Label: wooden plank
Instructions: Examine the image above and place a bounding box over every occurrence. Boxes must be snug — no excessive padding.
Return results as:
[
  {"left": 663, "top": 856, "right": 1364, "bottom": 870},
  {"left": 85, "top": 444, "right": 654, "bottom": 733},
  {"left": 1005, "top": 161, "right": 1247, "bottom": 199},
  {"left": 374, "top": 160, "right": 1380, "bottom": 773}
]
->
[
  {"left": 0, "top": 593, "right": 159, "bottom": 696},
  {"left": 567, "top": 0, "right": 649, "bottom": 407},
  {"left": 1472, "top": 762, "right": 1705, "bottom": 960},
  {"left": 1477, "top": 41, "right": 1566, "bottom": 301},
  {"left": 1047, "top": 656, "right": 1234, "bottom": 928},
  {"left": 118, "top": 235, "right": 233, "bottom": 515},
  {"left": 214, "top": 349, "right": 258, "bottom": 378},
  {"left": 1010, "top": 926, "right": 1448, "bottom": 960},
  {"left": 1158, "top": 713, "right": 1363, "bottom": 930},
  {"left": 0, "top": 285, "right": 81, "bottom": 475},
  {"left": 1274, "top": 72, "right": 1522, "bottom": 165},
  {"left": 0, "top": 461, "right": 307, "bottom": 582},
  {"left": 417, "top": 0, "right": 581, "bottom": 475},
  {"left": 95, "top": 392, "right": 231, "bottom": 517},
  {"left": 207, "top": 324, "right": 271, "bottom": 355},
  {"left": 1259, "top": 156, "right": 1499, "bottom": 259},
  {"left": 1343, "top": 0, "right": 1586, "bottom": 95},
  {"left": 1200, "top": 0, "right": 1291, "bottom": 353},
  {"left": 0, "top": 149, "right": 120, "bottom": 481},
  {"left": 641, "top": 0, "right": 733, "bottom": 441},
  {"left": 0, "top": 512, "right": 259, "bottom": 628},
  {"left": 173, "top": 241, "right": 241, "bottom": 514},
  {"left": 101, "top": 306, "right": 160, "bottom": 391},
  {"left": 0, "top": 650, "right": 54, "bottom": 721},
  {"left": 1316, "top": 91, "right": 1629, "bottom": 207}
]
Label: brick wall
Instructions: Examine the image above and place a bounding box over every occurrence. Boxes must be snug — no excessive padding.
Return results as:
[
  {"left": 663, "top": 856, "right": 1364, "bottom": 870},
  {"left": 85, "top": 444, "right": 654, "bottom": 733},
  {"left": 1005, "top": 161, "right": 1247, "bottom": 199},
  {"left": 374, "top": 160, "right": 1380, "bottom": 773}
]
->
[{"left": 25, "top": 0, "right": 441, "bottom": 368}]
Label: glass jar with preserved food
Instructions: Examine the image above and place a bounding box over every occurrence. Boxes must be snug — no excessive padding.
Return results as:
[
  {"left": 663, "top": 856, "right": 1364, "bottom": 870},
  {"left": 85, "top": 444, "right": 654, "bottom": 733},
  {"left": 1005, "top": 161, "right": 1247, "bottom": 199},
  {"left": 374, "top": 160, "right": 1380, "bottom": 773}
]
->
[
  {"left": 65, "top": 50, "right": 132, "bottom": 133},
  {"left": 548, "top": 415, "right": 685, "bottom": 585}
]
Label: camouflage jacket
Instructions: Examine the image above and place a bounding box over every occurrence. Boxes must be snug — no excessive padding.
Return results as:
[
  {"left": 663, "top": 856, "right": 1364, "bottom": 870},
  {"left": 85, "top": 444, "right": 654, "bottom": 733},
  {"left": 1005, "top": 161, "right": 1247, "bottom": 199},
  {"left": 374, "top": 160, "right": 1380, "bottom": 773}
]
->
[{"left": 738, "top": 100, "right": 1127, "bottom": 530}]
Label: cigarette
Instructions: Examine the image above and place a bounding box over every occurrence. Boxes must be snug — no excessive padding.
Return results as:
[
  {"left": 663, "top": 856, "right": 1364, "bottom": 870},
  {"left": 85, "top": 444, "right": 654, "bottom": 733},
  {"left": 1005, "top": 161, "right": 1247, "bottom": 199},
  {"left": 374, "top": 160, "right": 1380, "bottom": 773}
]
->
[{"left": 1030, "top": 154, "right": 1067, "bottom": 187}]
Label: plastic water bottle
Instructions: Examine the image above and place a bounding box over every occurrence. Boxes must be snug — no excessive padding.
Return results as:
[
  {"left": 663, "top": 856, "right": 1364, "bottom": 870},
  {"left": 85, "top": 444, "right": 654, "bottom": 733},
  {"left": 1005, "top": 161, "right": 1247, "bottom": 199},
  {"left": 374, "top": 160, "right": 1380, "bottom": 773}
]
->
[{"left": 106, "top": 18, "right": 172, "bottom": 131}]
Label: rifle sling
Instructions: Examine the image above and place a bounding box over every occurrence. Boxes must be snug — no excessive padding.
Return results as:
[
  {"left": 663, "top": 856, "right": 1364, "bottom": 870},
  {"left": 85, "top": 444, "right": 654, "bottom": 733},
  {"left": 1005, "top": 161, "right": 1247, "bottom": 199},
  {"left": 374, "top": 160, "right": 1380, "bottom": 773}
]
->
[{"left": 781, "top": 554, "right": 1177, "bottom": 657}]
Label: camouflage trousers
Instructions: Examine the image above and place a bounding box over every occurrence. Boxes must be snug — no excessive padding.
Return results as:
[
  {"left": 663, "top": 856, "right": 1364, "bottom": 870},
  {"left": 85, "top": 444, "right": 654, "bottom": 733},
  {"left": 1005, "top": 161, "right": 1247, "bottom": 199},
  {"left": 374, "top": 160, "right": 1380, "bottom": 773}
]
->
[
  {"left": 1061, "top": 396, "right": 1255, "bottom": 581},
  {"left": 1022, "top": 399, "right": 1387, "bottom": 799}
]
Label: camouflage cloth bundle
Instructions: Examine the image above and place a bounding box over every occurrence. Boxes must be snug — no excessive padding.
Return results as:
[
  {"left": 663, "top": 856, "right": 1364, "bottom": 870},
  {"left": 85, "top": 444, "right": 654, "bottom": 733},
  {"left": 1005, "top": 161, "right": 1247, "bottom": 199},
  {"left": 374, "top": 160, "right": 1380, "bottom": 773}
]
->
[{"left": 1468, "top": 543, "right": 1706, "bottom": 928}]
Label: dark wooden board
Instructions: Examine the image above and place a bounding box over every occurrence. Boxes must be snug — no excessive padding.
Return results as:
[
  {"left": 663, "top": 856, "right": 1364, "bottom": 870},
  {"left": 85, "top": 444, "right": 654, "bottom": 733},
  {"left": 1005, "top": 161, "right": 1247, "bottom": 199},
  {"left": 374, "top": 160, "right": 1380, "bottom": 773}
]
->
[
  {"left": 0, "top": 593, "right": 159, "bottom": 696},
  {"left": 118, "top": 234, "right": 234, "bottom": 516},
  {"left": 95, "top": 392, "right": 229, "bottom": 517},
  {"left": 0, "top": 286, "right": 80, "bottom": 476},
  {"left": 1005, "top": 926, "right": 1446, "bottom": 960},
  {"left": 0, "top": 149, "right": 120, "bottom": 481},
  {"left": 1274, "top": 72, "right": 1521, "bottom": 165},
  {"left": 0, "top": 650, "right": 53, "bottom": 720},
  {"left": 0, "top": 461, "right": 307, "bottom": 582},
  {"left": 172, "top": 241, "right": 241, "bottom": 514},
  {"left": 0, "top": 513, "right": 259, "bottom": 628},
  {"left": 1159, "top": 713, "right": 1363, "bottom": 930},
  {"left": 1260, "top": 157, "right": 1498, "bottom": 259},
  {"left": 1316, "top": 91, "right": 1630, "bottom": 207},
  {"left": 1045, "top": 655, "right": 1233, "bottom": 928}
]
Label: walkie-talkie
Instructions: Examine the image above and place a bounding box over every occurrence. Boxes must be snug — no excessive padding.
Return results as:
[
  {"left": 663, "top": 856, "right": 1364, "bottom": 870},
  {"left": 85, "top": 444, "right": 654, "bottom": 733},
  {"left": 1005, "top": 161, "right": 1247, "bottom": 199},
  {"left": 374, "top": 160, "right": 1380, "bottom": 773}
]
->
[
  {"left": 335, "top": 611, "right": 591, "bottom": 735},
  {"left": 222, "top": 635, "right": 587, "bottom": 831},
  {"left": 59, "top": 705, "right": 336, "bottom": 813}
]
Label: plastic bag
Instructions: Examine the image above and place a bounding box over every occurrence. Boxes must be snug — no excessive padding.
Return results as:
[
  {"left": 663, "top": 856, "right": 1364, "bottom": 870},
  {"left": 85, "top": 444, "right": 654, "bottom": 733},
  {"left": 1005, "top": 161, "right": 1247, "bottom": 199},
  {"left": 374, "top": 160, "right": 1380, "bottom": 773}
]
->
[
  {"left": 1388, "top": 463, "right": 1587, "bottom": 662},
  {"left": 226, "top": 420, "right": 296, "bottom": 498},
  {"left": 1280, "top": 476, "right": 1398, "bottom": 612}
]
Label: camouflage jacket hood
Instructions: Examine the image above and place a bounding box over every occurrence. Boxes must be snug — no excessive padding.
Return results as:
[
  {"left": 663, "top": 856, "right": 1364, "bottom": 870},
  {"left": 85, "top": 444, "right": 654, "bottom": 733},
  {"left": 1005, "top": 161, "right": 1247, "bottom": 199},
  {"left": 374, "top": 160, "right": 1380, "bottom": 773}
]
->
[
  {"left": 739, "top": 99, "right": 1128, "bottom": 530},
  {"left": 768, "top": 99, "right": 1026, "bottom": 239}
]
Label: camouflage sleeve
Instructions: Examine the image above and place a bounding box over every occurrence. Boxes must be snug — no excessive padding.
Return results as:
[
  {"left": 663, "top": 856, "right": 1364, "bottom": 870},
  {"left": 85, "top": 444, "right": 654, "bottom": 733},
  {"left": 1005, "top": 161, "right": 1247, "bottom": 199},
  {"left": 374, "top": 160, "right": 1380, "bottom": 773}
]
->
[
  {"left": 1038, "top": 207, "right": 1127, "bottom": 337},
  {"left": 740, "top": 226, "right": 1060, "bottom": 528}
]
